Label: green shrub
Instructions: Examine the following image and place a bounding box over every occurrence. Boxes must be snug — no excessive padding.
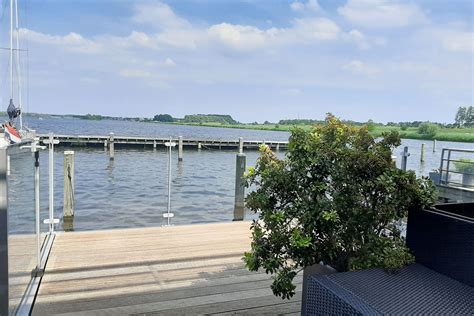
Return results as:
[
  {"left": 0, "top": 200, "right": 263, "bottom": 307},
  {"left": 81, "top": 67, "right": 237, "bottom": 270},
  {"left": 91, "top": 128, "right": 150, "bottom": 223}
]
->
[
  {"left": 243, "top": 114, "right": 437, "bottom": 299},
  {"left": 454, "top": 158, "right": 474, "bottom": 174},
  {"left": 153, "top": 114, "right": 175, "bottom": 122},
  {"left": 417, "top": 123, "right": 438, "bottom": 138}
]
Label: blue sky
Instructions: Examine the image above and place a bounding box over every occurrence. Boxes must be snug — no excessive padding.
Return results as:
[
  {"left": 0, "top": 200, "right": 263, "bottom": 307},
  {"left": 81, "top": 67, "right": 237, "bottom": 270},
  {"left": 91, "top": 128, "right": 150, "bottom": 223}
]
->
[{"left": 0, "top": 0, "right": 472, "bottom": 123}]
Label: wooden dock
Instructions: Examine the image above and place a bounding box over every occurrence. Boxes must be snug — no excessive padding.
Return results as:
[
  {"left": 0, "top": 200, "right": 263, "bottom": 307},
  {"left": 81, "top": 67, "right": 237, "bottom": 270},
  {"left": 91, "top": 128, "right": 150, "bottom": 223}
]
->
[
  {"left": 32, "top": 222, "right": 302, "bottom": 315},
  {"left": 38, "top": 134, "right": 288, "bottom": 150}
]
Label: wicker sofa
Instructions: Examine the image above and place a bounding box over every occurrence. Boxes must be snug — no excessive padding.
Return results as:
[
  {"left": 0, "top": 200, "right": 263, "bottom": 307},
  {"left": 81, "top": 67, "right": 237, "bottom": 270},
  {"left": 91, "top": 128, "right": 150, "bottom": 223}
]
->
[{"left": 301, "top": 203, "right": 474, "bottom": 315}]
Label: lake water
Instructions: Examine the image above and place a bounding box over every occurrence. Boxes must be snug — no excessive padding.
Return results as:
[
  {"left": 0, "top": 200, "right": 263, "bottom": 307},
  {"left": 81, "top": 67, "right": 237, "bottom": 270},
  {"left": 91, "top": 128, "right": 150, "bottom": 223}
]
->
[{"left": 7, "top": 117, "right": 474, "bottom": 233}]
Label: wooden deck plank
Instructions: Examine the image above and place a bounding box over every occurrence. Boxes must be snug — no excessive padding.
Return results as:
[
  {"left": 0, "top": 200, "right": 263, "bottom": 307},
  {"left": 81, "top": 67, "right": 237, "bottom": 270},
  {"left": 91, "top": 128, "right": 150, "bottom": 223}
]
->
[
  {"left": 33, "top": 222, "right": 301, "bottom": 315},
  {"left": 135, "top": 292, "right": 302, "bottom": 316}
]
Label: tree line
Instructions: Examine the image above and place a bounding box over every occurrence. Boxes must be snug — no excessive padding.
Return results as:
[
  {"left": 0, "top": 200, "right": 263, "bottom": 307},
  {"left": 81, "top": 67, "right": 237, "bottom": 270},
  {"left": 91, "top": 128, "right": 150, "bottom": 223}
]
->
[
  {"left": 454, "top": 106, "right": 474, "bottom": 127},
  {"left": 152, "top": 107, "right": 473, "bottom": 128}
]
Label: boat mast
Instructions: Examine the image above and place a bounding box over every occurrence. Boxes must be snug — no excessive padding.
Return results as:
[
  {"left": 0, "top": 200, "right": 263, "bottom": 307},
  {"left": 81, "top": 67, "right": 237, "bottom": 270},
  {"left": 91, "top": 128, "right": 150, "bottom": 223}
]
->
[
  {"left": 14, "top": 0, "right": 22, "bottom": 130},
  {"left": 10, "top": 0, "right": 13, "bottom": 103}
]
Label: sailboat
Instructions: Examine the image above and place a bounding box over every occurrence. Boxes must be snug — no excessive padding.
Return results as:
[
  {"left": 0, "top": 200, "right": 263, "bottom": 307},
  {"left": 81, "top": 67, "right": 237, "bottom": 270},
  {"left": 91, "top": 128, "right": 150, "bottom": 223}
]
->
[{"left": 0, "top": 0, "right": 33, "bottom": 147}]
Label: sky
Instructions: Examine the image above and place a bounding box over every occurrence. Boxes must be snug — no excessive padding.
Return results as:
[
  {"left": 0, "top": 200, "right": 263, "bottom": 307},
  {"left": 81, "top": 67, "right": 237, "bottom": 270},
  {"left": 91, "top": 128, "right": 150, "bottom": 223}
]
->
[{"left": 0, "top": 0, "right": 472, "bottom": 123}]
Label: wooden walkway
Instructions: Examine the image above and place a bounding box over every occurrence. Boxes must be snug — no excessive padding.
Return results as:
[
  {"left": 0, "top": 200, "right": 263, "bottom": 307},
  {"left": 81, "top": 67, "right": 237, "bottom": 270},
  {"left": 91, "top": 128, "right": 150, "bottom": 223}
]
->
[
  {"left": 37, "top": 134, "right": 288, "bottom": 150},
  {"left": 32, "top": 222, "right": 302, "bottom": 315}
]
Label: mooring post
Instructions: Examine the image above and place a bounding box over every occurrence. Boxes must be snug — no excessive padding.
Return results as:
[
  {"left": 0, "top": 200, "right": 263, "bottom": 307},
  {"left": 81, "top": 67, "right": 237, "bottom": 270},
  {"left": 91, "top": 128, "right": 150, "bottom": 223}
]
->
[
  {"left": 104, "top": 139, "right": 107, "bottom": 148},
  {"left": 178, "top": 136, "right": 183, "bottom": 161},
  {"left": 109, "top": 133, "right": 115, "bottom": 160},
  {"left": 233, "top": 153, "right": 246, "bottom": 221},
  {"left": 198, "top": 142, "right": 202, "bottom": 150},
  {"left": 401, "top": 146, "right": 410, "bottom": 171},
  {"left": 63, "top": 151, "right": 75, "bottom": 231},
  {"left": 238, "top": 137, "right": 243, "bottom": 154},
  {"left": 420, "top": 143, "right": 425, "bottom": 162},
  {"left": 153, "top": 140, "right": 157, "bottom": 149},
  {"left": 276, "top": 143, "right": 280, "bottom": 151},
  {"left": 0, "top": 148, "right": 9, "bottom": 315},
  {"left": 433, "top": 139, "right": 437, "bottom": 152}
]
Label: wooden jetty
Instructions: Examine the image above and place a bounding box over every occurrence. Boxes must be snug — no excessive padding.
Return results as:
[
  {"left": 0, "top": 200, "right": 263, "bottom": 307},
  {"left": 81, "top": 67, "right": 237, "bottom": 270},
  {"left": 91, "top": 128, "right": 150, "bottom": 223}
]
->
[
  {"left": 37, "top": 134, "right": 289, "bottom": 150},
  {"left": 32, "top": 222, "right": 302, "bottom": 315}
]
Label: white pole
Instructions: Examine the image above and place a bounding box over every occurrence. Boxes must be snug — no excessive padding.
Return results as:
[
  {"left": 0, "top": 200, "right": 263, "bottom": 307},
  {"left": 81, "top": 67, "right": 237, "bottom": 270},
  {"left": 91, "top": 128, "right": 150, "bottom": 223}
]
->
[
  {"left": 48, "top": 133, "right": 54, "bottom": 233},
  {"left": 167, "top": 137, "right": 172, "bottom": 226},
  {"left": 10, "top": 0, "right": 13, "bottom": 100},
  {"left": 34, "top": 149, "right": 41, "bottom": 270},
  {"left": 14, "top": 0, "right": 22, "bottom": 130}
]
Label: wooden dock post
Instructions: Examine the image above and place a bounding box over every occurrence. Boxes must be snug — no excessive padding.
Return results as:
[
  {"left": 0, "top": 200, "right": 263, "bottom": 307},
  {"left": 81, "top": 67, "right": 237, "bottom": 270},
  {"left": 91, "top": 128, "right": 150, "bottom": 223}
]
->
[
  {"left": 233, "top": 153, "right": 246, "bottom": 221},
  {"left": 198, "top": 142, "right": 202, "bottom": 150},
  {"left": 104, "top": 140, "right": 107, "bottom": 148},
  {"left": 401, "top": 146, "right": 409, "bottom": 171},
  {"left": 276, "top": 143, "right": 280, "bottom": 151},
  {"left": 421, "top": 143, "right": 425, "bottom": 162},
  {"left": 63, "top": 151, "right": 75, "bottom": 231},
  {"left": 153, "top": 140, "right": 157, "bottom": 149},
  {"left": 178, "top": 136, "right": 183, "bottom": 161},
  {"left": 433, "top": 139, "right": 437, "bottom": 152},
  {"left": 109, "top": 133, "right": 115, "bottom": 160},
  {"left": 238, "top": 137, "right": 243, "bottom": 154}
]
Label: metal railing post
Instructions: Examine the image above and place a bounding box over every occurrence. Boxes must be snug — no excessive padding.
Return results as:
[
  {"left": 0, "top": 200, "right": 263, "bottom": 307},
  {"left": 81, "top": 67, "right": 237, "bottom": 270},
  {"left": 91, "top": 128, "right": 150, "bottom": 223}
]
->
[
  {"left": 163, "top": 139, "right": 176, "bottom": 226},
  {"left": 446, "top": 149, "right": 452, "bottom": 185},
  {"left": 439, "top": 149, "right": 446, "bottom": 185},
  {"left": 0, "top": 148, "right": 9, "bottom": 315},
  {"left": 21, "top": 139, "right": 46, "bottom": 276},
  {"left": 43, "top": 133, "right": 60, "bottom": 233},
  {"left": 34, "top": 149, "right": 42, "bottom": 274}
]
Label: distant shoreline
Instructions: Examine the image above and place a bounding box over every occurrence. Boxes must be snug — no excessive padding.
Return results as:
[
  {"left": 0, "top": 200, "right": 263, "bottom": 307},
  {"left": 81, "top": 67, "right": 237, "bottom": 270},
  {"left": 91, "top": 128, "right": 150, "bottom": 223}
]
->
[
  {"left": 8, "top": 112, "right": 474, "bottom": 143},
  {"left": 163, "top": 121, "right": 474, "bottom": 143}
]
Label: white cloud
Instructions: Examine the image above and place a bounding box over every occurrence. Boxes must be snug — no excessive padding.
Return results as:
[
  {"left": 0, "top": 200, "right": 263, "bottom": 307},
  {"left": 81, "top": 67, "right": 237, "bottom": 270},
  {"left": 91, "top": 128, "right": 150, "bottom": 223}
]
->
[
  {"left": 438, "top": 30, "right": 473, "bottom": 53},
  {"left": 164, "top": 58, "right": 176, "bottom": 67},
  {"left": 21, "top": 29, "right": 102, "bottom": 53},
  {"left": 131, "top": 2, "right": 191, "bottom": 30},
  {"left": 119, "top": 69, "right": 152, "bottom": 78},
  {"left": 342, "top": 60, "right": 380, "bottom": 75},
  {"left": 208, "top": 23, "right": 277, "bottom": 51},
  {"left": 207, "top": 18, "right": 340, "bottom": 51},
  {"left": 19, "top": 1, "right": 367, "bottom": 80},
  {"left": 290, "top": 0, "right": 320, "bottom": 12},
  {"left": 291, "top": 18, "right": 340, "bottom": 41},
  {"left": 281, "top": 88, "right": 303, "bottom": 96},
  {"left": 338, "top": 0, "right": 428, "bottom": 28}
]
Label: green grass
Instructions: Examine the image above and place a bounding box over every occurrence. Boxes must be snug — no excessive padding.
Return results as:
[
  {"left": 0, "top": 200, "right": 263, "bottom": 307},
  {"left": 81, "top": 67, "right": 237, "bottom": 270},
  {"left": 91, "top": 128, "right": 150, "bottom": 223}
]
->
[
  {"left": 371, "top": 126, "right": 474, "bottom": 143},
  {"left": 156, "top": 121, "right": 474, "bottom": 143}
]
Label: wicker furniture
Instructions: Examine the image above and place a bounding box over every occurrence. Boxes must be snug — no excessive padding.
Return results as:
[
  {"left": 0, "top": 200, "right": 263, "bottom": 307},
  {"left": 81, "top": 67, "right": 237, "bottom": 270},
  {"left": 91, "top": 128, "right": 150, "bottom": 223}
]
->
[
  {"left": 302, "top": 203, "right": 474, "bottom": 315},
  {"left": 407, "top": 203, "right": 474, "bottom": 287},
  {"left": 303, "top": 264, "right": 474, "bottom": 315}
]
